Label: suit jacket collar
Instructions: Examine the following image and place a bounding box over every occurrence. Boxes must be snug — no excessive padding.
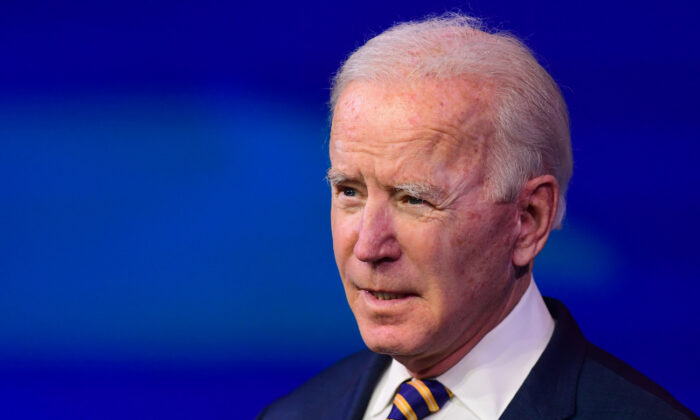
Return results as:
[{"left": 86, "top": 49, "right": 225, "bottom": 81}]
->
[{"left": 500, "top": 297, "right": 587, "bottom": 420}]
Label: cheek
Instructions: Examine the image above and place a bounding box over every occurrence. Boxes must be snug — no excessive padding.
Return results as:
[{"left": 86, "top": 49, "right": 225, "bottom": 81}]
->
[
  {"left": 448, "top": 209, "right": 483, "bottom": 248},
  {"left": 448, "top": 210, "right": 518, "bottom": 287},
  {"left": 447, "top": 215, "right": 484, "bottom": 273},
  {"left": 399, "top": 221, "right": 468, "bottom": 304},
  {"left": 397, "top": 222, "right": 442, "bottom": 264},
  {"left": 331, "top": 208, "right": 359, "bottom": 262}
]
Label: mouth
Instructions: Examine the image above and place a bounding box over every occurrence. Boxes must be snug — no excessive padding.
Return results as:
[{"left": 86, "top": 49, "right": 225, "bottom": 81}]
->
[
  {"left": 368, "top": 291, "right": 408, "bottom": 301},
  {"left": 359, "top": 286, "right": 418, "bottom": 302}
]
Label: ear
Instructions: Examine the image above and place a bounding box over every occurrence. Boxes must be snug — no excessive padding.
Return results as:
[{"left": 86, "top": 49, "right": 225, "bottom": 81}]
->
[{"left": 512, "top": 175, "right": 560, "bottom": 267}]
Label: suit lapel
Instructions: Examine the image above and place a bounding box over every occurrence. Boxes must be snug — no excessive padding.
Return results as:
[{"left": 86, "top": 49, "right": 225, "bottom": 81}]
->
[
  {"left": 501, "top": 298, "right": 587, "bottom": 420},
  {"left": 334, "top": 352, "right": 392, "bottom": 420}
]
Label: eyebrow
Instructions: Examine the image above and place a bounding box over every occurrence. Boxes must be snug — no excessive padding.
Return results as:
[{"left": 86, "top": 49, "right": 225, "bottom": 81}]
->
[
  {"left": 394, "top": 182, "right": 444, "bottom": 202},
  {"left": 326, "top": 168, "right": 445, "bottom": 201},
  {"left": 325, "top": 168, "right": 349, "bottom": 186},
  {"left": 326, "top": 168, "right": 348, "bottom": 185}
]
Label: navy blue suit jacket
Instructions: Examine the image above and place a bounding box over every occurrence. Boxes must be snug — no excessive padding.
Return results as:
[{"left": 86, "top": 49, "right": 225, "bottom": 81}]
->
[{"left": 258, "top": 298, "right": 697, "bottom": 419}]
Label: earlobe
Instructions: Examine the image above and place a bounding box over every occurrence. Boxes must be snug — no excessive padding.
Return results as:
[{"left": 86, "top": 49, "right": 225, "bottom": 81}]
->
[{"left": 512, "top": 175, "right": 559, "bottom": 267}]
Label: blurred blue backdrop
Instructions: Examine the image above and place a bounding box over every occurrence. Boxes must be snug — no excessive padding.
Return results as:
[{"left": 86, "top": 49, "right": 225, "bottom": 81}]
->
[{"left": 2, "top": 0, "right": 699, "bottom": 418}]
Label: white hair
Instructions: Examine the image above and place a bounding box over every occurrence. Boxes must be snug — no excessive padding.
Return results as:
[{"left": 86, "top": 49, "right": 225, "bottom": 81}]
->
[{"left": 330, "top": 13, "right": 572, "bottom": 227}]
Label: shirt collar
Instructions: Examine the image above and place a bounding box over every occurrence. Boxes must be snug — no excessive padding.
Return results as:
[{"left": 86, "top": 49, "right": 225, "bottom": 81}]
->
[{"left": 368, "top": 278, "right": 554, "bottom": 419}]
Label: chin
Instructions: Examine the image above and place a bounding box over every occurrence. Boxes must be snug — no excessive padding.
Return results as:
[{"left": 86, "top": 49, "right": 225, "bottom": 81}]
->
[{"left": 357, "top": 322, "right": 426, "bottom": 357}]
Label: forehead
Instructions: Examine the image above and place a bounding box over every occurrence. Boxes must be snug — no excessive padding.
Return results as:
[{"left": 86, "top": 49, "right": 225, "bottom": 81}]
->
[
  {"left": 329, "top": 79, "right": 495, "bottom": 184},
  {"left": 334, "top": 77, "right": 492, "bottom": 124}
]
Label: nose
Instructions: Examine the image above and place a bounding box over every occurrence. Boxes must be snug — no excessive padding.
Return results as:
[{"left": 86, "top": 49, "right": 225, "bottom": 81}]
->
[{"left": 353, "top": 199, "right": 401, "bottom": 264}]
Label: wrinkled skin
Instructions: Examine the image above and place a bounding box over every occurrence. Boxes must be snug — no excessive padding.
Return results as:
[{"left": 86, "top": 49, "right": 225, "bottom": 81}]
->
[{"left": 329, "top": 79, "right": 557, "bottom": 378}]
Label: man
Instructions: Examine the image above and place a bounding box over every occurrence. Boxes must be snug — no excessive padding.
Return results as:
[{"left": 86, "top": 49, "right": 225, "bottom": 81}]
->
[{"left": 258, "top": 14, "right": 697, "bottom": 420}]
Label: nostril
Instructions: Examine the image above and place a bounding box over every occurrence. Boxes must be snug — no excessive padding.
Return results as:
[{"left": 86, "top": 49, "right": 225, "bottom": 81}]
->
[
  {"left": 372, "top": 256, "right": 399, "bottom": 266},
  {"left": 354, "top": 238, "right": 401, "bottom": 264}
]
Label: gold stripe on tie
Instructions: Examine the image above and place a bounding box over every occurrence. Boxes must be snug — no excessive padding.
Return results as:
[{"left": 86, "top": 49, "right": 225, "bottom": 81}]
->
[
  {"left": 394, "top": 393, "right": 418, "bottom": 420},
  {"left": 408, "top": 379, "right": 440, "bottom": 412}
]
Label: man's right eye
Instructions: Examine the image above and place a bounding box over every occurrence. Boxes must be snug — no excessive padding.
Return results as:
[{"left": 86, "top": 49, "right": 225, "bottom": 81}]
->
[{"left": 342, "top": 187, "right": 357, "bottom": 197}]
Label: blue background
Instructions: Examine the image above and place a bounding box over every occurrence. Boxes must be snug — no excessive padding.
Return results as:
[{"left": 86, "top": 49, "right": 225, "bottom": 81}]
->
[{"left": 2, "top": 0, "right": 699, "bottom": 418}]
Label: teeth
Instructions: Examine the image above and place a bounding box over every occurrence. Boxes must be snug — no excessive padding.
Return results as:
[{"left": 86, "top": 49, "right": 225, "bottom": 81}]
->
[{"left": 371, "top": 291, "right": 405, "bottom": 300}]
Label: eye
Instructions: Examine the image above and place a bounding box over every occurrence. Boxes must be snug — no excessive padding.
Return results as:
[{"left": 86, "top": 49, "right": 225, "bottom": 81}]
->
[
  {"left": 341, "top": 187, "right": 357, "bottom": 197},
  {"left": 401, "top": 194, "right": 432, "bottom": 207},
  {"left": 406, "top": 196, "right": 426, "bottom": 205}
]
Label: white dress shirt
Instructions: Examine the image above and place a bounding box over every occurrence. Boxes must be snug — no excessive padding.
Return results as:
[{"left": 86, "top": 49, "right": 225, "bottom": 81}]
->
[{"left": 362, "top": 279, "right": 554, "bottom": 420}]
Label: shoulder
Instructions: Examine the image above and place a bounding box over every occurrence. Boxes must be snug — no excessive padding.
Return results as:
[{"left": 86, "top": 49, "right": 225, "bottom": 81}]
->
[
  {"left": 574, "top": 342, "right": 698, "bottom": 419},
  {"left": 515, "top": 298, "right": 698, "bottom": 420},
  {"left": 257, "top": 350, "right": 390, "bottom": 420}
]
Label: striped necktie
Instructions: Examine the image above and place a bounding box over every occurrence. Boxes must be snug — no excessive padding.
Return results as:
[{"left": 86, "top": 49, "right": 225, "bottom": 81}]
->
[{"left": 386, "top": 378, "right": 454, "bottom": 420}]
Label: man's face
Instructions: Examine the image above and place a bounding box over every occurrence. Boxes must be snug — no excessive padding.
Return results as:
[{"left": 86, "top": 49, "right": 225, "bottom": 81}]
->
[{"left": 329, "top": 79, "right": 523, "bottom": 374}]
